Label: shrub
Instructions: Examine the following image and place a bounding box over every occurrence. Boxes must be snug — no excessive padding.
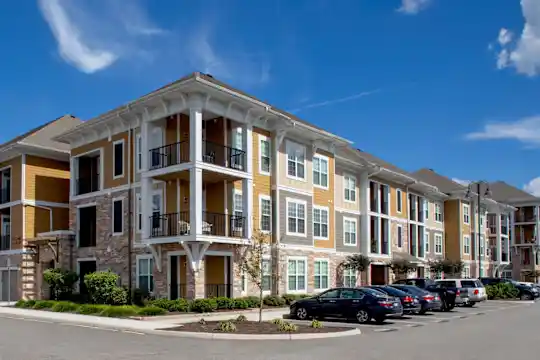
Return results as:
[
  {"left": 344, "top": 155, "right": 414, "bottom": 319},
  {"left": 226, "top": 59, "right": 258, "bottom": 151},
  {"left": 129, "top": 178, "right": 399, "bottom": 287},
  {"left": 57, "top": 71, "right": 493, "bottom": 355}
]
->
[
  {"left": 149, "top": 298, "right": 175, "bottom": 311},
  {"left": 172, "top": 298, "right": 190, "bottom": 312},
  {"left": 99, "top": 305, "right": 138, "bottom": 318},
  {"left": 190, "top": 298, "right": 217, "bottom": 313},
  {"left": 84, "top": 271, "right": 120, "bottom": 305},
  {"left": 215, "top": 297, "right": 234, "bottom": 310},
  {"left": 232, "top": 298, "right": 249, "bottom": 309},
  {"left": 243, "top": 296, "right": 261, "bottom": 308},
  {"left": 15, "top": 300, "right": 36, "bottom": 308},
  {"left": 236, "top": 314, "right": 247, "bottom": 322},
  {"left": 43, "top": 268, "right": 79, "bottom": 300},
  {"left": 281, "top": 294, "right": 300, "bottom": 305},
  {"left": 310, "top": 319, "right": 323, "bottom": 328},
  {"left": 51, "top": 302, "right": 79, "bottom": 313},
  {"left": 486, "top": 283, "right": 520, "bottom": 299},
  {"left": 110, "top": 287, "right": 128, "bottom": 306},
  {"left": 77, "top": 304, "right": 108, "bottom": 315},
  {"left": 277, "top": 321, "right": 298, "bottom": 332},
  {"left": 198, "top": 318, "right": 207, "bottom": 325},
  {"left": 263, "top": 295, "right": 286, "bottom": 307},
  {"left": 215, "top": 320, "right": 237, "bottom": 332},
  {"left": 138, "top": 306, "right": 167, "bottom": 316},
  {"left": 132, "top": 288, "right": 151, "bottom": 307},
  {"left": 270, "top": 318, "right": 285, "bottom": 325},
  {"left": 33, "top": 300, "right": 56, "bottom": 310}
]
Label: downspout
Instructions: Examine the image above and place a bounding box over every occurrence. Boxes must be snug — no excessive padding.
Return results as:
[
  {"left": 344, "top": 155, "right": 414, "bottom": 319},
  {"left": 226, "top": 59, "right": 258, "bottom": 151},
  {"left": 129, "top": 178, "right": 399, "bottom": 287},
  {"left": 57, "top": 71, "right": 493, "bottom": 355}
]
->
[{"left": 127, "top": 120, "right": 133, "bottom": 302}]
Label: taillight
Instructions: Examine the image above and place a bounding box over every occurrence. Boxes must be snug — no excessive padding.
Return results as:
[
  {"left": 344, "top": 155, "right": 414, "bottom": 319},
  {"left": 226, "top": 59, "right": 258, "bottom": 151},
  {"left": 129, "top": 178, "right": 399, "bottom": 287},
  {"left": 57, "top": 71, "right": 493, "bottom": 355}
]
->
[
  {"left": 403, "top": 296, "right": 413, "bottom": 303},
  {"left": 423, "top": 295, "right": 435, "bottom": 301},
  {"left": 456, "top": 289, "right": 460, "bottom": 296},
  {"left": 378, "top": 300, "right": 393, "bottom": 307},
  {"left": 474, "top": 289, "right": 479, "bottom": 295}
]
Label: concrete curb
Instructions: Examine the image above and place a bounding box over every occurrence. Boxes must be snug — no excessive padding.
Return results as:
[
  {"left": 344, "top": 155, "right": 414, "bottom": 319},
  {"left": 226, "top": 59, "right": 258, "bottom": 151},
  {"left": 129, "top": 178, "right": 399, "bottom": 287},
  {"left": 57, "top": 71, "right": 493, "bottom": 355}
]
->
[
  {"left": 151, "top": 328, "right": 361, "bottom": 340},
  {"left": 487, "top": 300, "right": 536, "bottom": 305},
  {"left": 136, "top": 308, "right": 289, "bottom": 322}
]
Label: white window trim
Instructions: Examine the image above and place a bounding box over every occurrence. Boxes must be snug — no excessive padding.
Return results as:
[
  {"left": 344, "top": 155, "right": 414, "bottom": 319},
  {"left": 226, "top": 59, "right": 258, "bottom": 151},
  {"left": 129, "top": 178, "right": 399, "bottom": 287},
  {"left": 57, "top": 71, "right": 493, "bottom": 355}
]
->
[
  {"left": 343, "top": 216, "right": 358, "bottom": 246},
  {"left": 261, "top": 255, "right": 272, "bottom": 295},
  {"left": 286, "top": 198, "right": 307, "bottom": 237},
  {"left": 463, "top": 204, "right": 470, "bottom": 224},
  {"left": 135, "top": 133, "right": 142, "bottom": 173},
  {"left": 112, "top": 139, "right": 125, "bottom": 180},
  {"left": 397, "top": 224, "right": 403, "bottom": 248},
  {"left": 111, "top": 197, "right": 124, "bottom": 236},
  {"left": 314, "top": 258, "right": 330, "bottom": 292},
  {"left": 313, "top": 205, "right": 330, "bottom": 240},
  {"left": 259, "top": 194, "right": 272, "bottom": 234},
  {"left": 343, "top": 173, "right": 357, "bottom": 204},
  {"left": 258, "top": 134, "right": 271, "bottom": 176},
  {"left": 342, "top": 267, "right": 357, "bottom": 287},
  {"left": 463, "top": 235, "right": 470, "bottom": 255},
  {"left": 435, "top": 203, "right": 443, "bottom": 223},
  {"left": 232, "top": 189, "right": 243, "bottom": 231},
  {"left": 435, "top": 234, "right": 443, "bottom": 255},
  {"left": 424, "top": 230, "right": 430, "bottom": 254},
  {"left": 286, "top": 256, "right": 307, "bottom": 294},
  {"left": 136, "top": 254, "right": 154, "bottom": 290},
  {"left": 285, "top": 140, "right": 307, "bottom": 182},
  {"left": 424, "top": 199, "right": 429, "bottom": 220},
  {"left": 396, "top": 189, "right": 402, "bottom": 213},
  {"left": 312, "top": 154, "right": 329, "bottom": 190}
]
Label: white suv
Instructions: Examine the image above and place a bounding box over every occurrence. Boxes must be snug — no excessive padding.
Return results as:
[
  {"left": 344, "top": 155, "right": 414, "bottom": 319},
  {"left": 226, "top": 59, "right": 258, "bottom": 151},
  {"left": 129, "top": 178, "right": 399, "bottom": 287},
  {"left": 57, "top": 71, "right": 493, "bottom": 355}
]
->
[{"left": 436, "top": 279, "right": 487, "bottom": 307}]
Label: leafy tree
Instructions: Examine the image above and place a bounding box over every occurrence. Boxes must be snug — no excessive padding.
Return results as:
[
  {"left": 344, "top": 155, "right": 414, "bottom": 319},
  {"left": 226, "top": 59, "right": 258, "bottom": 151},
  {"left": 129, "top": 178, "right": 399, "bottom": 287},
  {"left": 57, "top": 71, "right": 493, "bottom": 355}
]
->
[
  {"left": 43, "top": 268, "right": 78, "bottom": 300},
  {"left": 389, "top": 259, "right": 417, "bottom": 278}
]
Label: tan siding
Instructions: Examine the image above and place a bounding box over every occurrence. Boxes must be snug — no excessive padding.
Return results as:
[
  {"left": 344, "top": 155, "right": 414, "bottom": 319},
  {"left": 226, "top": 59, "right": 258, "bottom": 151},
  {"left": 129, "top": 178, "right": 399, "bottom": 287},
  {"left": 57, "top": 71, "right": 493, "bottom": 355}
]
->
[
  {"left": 205, "top": 255, "right": 225, "bottom": 284},
  {"left": 334, "top": 165, "right": 359, "bottom": 211},
  {"left": 24, "top": 155, "right": 70, "bottom": 203},
  {"left": 179, "top": 180, "right": 190, "bottom": 212},
  {"left": 278, "top": 138, "right": 312, "bottom": 192},
  {"left": 104, "top": 132, "right": 129, "bottom": 189},
  {"left": 313, "top": 150, "right": 334, "bottom": 249},
  {"left": 389, "top": 185, "right": 407, "bottom": 219},
  {"left": 206, "top": 117, "right": 225, "bottom": 144},
  {"left": 165, "top": 180, "right": 177, "bottom": 214},
  {"left": 165, "top": 117, "right": 177, "bottom": 146},
  {"left": 444, "top": 200, "right": 461, "bottom": 261},
  {"left": 72, "top": 139, "right": 108, "bottom": 157},
  {"left": 10, "top": 204, "right": 23, "bottom": 249},
  {"left": 205, "top": 183, "right": 224, "bottom": 214},
  {"left": 24, "top": 206, "right": 68, "bottom": 240},
  {"left": 0, "top": 156, "right": 22, "bottom": 202}
]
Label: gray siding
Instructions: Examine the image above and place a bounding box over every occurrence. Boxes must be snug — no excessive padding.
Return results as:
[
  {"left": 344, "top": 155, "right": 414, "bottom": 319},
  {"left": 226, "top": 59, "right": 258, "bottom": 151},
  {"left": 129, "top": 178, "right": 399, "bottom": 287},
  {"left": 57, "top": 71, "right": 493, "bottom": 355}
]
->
[
  {"left": 279, "top": 190, "right": 313, "bottom": 246},
  {"left": 427, "top": 230, "right": 444, "bottom": 260},
  {"left": 335, "top": 211, "right": 361, "bottom": 253}
]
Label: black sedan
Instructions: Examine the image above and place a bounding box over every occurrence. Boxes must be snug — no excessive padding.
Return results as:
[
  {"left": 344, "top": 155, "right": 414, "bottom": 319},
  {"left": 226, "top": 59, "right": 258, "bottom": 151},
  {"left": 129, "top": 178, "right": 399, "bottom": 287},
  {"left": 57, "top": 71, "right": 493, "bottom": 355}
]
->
[
  {"left": 365, "top": 285, "right": 422, "bottom": 314},
  {"left": 290, "top": 287, "right": 403, "bottom": 324},
  {"left": 389, "top": 284, "right": 442, "bottom": 314}
]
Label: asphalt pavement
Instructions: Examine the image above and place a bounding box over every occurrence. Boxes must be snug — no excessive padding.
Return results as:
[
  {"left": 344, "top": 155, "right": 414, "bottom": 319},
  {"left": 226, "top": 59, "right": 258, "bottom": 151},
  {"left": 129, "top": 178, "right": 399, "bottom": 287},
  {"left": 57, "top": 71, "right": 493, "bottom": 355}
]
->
[{"left": 0, "top": 300, "right": 535, "bottom": 359}]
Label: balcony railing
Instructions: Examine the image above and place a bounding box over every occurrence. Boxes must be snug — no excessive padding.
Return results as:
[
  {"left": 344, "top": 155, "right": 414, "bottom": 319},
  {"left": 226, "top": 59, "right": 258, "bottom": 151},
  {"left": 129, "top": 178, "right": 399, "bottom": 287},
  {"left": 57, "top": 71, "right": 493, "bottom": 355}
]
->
[
  {"left": 0, "top": 188, "right": 9, "bottom": 204},
  {"left": 203, "top": 141, "right": 246, "bottom": 171},
  {"left": 149, "top": 141, "right": 190, "bottom": 170},
  {"left": 76, "top": 175, "right": 99, "bottom": 195},
  {"left": 149, "top": 211, "right": 245, "bottom": 238},
  {"left": 502, "top": 252, "right": 509, "bottom": 262},
  {"left": 515, "top": 214, "right": 536, "bottom": 223},
  {"left": 206, "top": 283, "right": 233, "bottom": 298},
  {"left": 0, "top": 235, "right": 9, "bottom": 251}
]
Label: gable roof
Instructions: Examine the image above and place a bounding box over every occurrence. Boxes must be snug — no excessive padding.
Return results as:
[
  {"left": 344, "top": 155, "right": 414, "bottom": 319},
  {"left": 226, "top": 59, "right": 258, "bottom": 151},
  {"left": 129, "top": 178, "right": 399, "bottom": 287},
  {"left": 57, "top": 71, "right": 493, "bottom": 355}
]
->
[
  {"left": 356, "top": 149, "right": 414, "bottom": 179},
  {"left": 488, "top": 181, "right": 540, "bottom": 203},
  {"left": 411, "top": 168, "right": 467, "bottom": 194}
]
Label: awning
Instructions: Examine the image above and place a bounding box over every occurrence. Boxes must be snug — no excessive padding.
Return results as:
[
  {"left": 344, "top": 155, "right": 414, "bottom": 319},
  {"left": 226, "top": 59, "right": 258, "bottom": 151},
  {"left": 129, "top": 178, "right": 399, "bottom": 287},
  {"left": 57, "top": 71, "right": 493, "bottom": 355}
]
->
[{"left": 392, "top": 251, "right": 423, "bottom": 264}]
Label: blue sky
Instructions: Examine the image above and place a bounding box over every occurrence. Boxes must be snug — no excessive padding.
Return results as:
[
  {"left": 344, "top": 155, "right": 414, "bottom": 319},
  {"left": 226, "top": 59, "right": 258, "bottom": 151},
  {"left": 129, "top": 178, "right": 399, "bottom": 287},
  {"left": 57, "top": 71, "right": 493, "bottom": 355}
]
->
[{"left": 2, "top": 0, "right": 540, "bottom": 193}]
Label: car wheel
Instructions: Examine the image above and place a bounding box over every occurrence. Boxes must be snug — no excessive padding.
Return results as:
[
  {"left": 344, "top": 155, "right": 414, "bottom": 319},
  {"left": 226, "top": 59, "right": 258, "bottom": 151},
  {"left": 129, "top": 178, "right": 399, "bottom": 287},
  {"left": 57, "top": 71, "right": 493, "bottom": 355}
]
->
[
  {"left": 356, "top": 309, "right": 371, "bottom": 324},
  {"left": 295, "top": 307, "right": 309, "bottom": 320},
  {"left": 464, "top": 302, "right": 475, "bottom": 308},
  {"left": 521, "top": 293, "right": 533, "bottom": 301}
]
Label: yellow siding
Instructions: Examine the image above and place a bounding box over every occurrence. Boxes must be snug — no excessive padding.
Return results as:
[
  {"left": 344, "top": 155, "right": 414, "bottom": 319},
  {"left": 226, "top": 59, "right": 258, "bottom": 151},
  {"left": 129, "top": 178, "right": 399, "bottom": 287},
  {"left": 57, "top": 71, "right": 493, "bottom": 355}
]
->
[
  {"left": 205, "top": 255, "right": 225, "bottom": 284},
  {"left": 24, "top": 206, "right": 69, "bottom": 240},
  {"left": 389, "top": 186, "right": 407, "bottom": 218},
  {"left": 444, "top": 200, "right": 461, "bottom": 262},
  {"left": 25, "top": 155, "right": 70, "bottom": 203},
  {"left": 252, "top": 128, "right": 272, "bottom": 239},
  {"left": 9, "top": 205, "right": 23, "bottom": 249},
  {"left": 334, "top": 166, "right": 359, "bottom": 211},
  {"left": 313, "top": 150, "right": 334, "bottom": 249}
]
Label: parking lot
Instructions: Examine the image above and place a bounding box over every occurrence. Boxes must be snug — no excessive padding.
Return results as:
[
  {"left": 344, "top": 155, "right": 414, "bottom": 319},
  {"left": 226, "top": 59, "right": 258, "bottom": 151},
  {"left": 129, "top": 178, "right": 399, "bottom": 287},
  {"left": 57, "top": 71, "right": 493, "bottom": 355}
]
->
[{"left": 291, "top": 300, "right": 534, "bottom": 335}]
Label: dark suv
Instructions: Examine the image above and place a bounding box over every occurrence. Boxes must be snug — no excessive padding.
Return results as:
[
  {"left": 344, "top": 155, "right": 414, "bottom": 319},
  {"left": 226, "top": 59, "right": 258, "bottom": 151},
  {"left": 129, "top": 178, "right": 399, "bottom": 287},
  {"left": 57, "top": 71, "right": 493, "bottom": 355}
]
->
[{"left": 478, "top": 277, "right": 539, "bottom": 300}]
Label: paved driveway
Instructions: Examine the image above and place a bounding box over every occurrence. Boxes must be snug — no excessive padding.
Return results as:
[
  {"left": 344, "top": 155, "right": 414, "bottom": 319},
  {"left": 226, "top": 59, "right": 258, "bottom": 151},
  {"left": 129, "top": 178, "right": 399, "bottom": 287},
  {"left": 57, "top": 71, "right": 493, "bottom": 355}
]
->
[{"left": 0, "top": 300, "right": 535, "bottom": 359}]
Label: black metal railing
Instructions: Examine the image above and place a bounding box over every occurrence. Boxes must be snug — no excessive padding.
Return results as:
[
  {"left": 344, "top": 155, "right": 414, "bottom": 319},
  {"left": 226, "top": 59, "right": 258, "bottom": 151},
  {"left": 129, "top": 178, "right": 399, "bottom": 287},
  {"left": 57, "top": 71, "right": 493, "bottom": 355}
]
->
[
  {"left": 0, "top": 235, "right": 9, "bottom": 251},
  {"left": 149, "top": 211, "right": 190, "bottom": 238},
  {"left": 206, "top": 283, "right": 233, "bottom": 298},
  {"left": 76, "top": 175, "right": 99, "bottom": 195},
  {"left": 203, "top": 211, "right": 245, "bottom": 238},
  {"left": 149, "top": 141, "right": 190, "bottom": 170},
  {"left": 0, "top": 187, "right": 9, "bottom": 204},
  {"left": 203, "top": 141, "right": 246, "bottom": 171}
]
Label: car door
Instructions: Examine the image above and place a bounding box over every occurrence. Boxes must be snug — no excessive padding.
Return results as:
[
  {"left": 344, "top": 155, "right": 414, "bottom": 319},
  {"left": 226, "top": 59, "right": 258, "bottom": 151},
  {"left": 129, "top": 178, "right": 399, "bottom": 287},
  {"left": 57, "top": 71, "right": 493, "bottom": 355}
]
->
[
  {"left": 338, "top": 288, "right": 366, "bottom": 318},
  {"left": 317, "top": 289, "right": 342, "bottom": 317}
]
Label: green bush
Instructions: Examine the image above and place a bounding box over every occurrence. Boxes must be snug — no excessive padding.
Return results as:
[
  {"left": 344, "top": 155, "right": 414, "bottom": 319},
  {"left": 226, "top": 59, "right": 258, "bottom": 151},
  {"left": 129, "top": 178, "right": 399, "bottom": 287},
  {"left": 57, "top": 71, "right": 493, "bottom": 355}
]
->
[
  {"left": 84, "top": 271, "right": 120, "bottom": 305},
  {"left": 33, "top": 300, "right": 56, "bottom": 310},
  {"left": 77, "top": 304, "right": 108, "bottom": 315},
  {"left": 263, "top": 295, "right": 286, "bottom": 307},
  {"left": 15, "top": 300, "right": 36, "bottom": 308},
  {"left": 214, "top": 320, "right": 237, "bottom": 332},
  {"left": 235, "top": 314, "right": 247, "bottom": 322},
  {"left": 281, "top": 294, "right": 300, "bottom": 305},
  {"left": 277, "top": 321, "right": 298, "bottom": 332},
  {"left": 215, "top": 297, "right": 234, "bottom": 310},
  {"left": 190, "top": 298, "right": 218, "bottom": 313},
  {"left": 486, "top": 283, "right": 520, "bottom": 299},
  {"left": 137, "top": 306, "right": 167, "bottom": 316},
  {"left": 43, "top": 268, "right": 79, "bottom": 301},
  {"left": 110, "top": 287, "right": 128, "bottom": 306},
  {"left": 132, "top": 288, "right": 151, "bottom": 307},
  {"left": 270, "top": 318, "right": 285, "bottom": 325},
  {"left": 310, "top": 319, "right": 323, "bottom": 328},
  {"left": 149, "top": 298, "right": 190, "bottom": 312},
  {"left": 99, "top": 305, "right": 138, "bottom": 318},
  {"left": 232, "top": 298, "right": 249, "bottom": 309},
  {"left": 172, "top": 298, "right": 190, "bottom": 312},
  {"left": 51, "top": 302, "right": 79, "bottom": 313},
  {"left": 243, "top": 296, "right": 261, "bottom": 308}
]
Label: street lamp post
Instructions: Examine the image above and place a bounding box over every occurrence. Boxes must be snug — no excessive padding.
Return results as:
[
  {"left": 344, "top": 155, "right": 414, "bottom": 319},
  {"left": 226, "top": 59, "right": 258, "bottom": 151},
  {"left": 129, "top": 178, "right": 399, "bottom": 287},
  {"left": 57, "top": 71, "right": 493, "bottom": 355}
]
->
[{"left": 466, "top": 181, "right": 492, "bottom": 278}]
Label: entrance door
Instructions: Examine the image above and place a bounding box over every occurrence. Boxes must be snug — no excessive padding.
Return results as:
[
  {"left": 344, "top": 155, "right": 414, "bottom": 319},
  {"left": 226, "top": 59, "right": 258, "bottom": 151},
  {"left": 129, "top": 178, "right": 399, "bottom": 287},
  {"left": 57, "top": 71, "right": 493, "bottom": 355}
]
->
[
  {"left": 169, "top": 255, "right": 181, "bottom": 299},
  {"left": 371, "top": 265, "right": 386, "bottom": 285},
  {"left": 78, "top": 260, "right": 97, "bottom": 296}
]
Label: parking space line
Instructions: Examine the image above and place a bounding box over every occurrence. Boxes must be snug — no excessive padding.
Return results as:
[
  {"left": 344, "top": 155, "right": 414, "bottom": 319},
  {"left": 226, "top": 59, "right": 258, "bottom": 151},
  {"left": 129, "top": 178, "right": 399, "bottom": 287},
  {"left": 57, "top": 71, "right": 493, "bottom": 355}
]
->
[{"left": 373, "top": 328, "right": 399, "bottom": 332}]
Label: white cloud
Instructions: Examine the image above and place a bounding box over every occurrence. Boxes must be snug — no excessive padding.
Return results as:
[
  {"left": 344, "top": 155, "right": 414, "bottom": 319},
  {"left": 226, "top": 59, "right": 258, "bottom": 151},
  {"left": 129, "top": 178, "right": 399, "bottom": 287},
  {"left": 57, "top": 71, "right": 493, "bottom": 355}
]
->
[
  {"left": 452, "top": 178, "right": 471, "bottom": 186},
  {"left": 524, "top": 177, "right": 540, "bottom": 196},
  {"left": 464, "top": 115, "right": 540, "bottom": 146},
  {"left": 38, "top": 0, "right": 164, "bottom": 73},
  {"left": 397, "top": 0, "right": 431, "bottom": 15},
  {"left": 493, "top": 0, "right": 540, "bottom": 76}
]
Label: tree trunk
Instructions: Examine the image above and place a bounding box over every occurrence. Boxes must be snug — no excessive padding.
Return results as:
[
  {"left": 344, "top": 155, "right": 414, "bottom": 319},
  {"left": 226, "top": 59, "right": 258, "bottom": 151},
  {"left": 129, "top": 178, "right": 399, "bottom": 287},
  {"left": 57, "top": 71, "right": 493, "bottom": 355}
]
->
[{"left": 258, "top": 285, "right": 263, "bottom": 323}]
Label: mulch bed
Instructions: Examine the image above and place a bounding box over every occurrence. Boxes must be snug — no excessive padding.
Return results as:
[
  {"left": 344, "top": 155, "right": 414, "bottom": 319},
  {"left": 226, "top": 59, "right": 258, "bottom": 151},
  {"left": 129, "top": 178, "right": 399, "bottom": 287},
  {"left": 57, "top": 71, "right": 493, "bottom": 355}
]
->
[{"left": 162, "top": 321, "right": 351, "bottom": 334}]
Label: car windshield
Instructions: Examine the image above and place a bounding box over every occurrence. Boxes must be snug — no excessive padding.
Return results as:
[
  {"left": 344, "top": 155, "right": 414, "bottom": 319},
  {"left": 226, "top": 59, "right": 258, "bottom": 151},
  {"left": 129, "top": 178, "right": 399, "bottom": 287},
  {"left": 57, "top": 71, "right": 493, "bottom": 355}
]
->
[{"left": 376, "top": 286, "right": 408, "bottom": 297}]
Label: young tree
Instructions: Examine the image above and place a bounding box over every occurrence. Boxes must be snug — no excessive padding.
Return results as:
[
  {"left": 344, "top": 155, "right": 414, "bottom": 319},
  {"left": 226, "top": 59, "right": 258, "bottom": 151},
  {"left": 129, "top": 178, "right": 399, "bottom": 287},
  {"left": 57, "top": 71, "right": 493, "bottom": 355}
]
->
[
  {"left": 236, "top": 230, "right": 275, "bottom": 323},
  {"left": 340, "top": 254, "right": 371, "bottom": 285},
  {"left": 389, "top": 259, "right": 417, "bottom": 280}
]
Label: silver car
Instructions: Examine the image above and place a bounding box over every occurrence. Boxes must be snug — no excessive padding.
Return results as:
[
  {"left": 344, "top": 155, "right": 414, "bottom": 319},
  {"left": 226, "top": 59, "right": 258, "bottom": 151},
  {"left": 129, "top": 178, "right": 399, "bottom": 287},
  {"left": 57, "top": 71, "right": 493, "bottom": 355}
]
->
[{"left": 436, "top": 278, "right": 487, "bottom": 307}]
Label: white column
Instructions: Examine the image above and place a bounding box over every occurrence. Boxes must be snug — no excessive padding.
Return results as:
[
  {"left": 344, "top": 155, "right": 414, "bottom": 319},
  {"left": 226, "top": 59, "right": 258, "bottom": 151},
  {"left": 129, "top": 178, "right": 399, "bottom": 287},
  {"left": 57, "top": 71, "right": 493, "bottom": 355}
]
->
[
  {"left": 510, "top": 211, "right": 515, "bottom": 247},
  {"left": 359, "top": 171, "right": 369, "bottom": 254},
  {"left": 141, "top": 177, "right": 152, "bottom": 239},
  {"left": 190, "top": 168, "right": 203, "bottom": 235},
  {"left": 189, "top": 107, "right": 203, "bottom": 163},
  {"left": 242, "top": 123, "right": 253, "bottom": 173},
  {"left": 242, "top": 178, "right": 253, "bottom": 239},
  {"left": 496, "top": 211, "right": 502, "bottom": 262},
  {"left": 536, "top": 206, "right": 540, "bottom": 246}
]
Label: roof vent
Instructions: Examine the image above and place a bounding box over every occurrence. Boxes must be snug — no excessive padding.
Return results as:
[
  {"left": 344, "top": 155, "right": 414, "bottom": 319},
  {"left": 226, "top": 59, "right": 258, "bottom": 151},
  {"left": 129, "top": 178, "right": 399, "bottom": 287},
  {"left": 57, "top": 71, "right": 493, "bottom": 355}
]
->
[
  {"left": 428, "top": 168, "right": 434, "bottom": 172},
  {"left": 206, "top": 73, "right": 213, "bottom": 78}
]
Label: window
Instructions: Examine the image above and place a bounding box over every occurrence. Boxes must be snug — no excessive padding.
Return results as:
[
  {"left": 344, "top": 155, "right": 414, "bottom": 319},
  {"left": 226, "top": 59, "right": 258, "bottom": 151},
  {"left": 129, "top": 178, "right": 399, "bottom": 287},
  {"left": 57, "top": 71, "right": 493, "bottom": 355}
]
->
[
  {"left": 151, "top": 191, "right": 163, "bottom": 231},
  {"left": 259, "top": 196, "right": 271, "bottom": 232},
  {"left": 424, "top": 231, "right": 430, "bottom": 253},
  {"left": 78, "top": 205, "right": 97, "bottom": 248},
  {"left": 314, "top": 260, "right": 329, "bottom": 290},
  {"left": 287, "top": 199, "right": 306, "bottom": 236},
  {"left": 397, "top": 225, "right": 403, "bottom": 247},
  {"left": 424, "top": 200, "right": 429, "bottom": 220},
  {"left": 344, "top": 218, "right": 357, "bottom": 246},
  {"left": 135, "top": 134, "right": 142, "bottom": 172},
  {"left": 112, "top": 198, "right": 123, "bottom": 235},
  {"left": 113, "top": 139, "right": 124, "bottom": 179},
  {"left": 313, "top": 206, "right": 329, "bottom": 239},
  {"left": 463, "top": 204, "right": 470, "bottom": 224},
  {"left": 137, "top": 257, "right": 154, "bottom": 293},
  {"left": 435, "top": 203, "right": 443, "bottom": 222},
  {"left": 480, "top": 236, "right": 485, "bottom": 256},
  {"left": 136, "top": 194, "right": 142, "bottom": 233},
  {"left": 233, "top": 191, "right": 243, "bottom": 230},
  {"left": 320, "top": 289, "right": 340, "bottom": 298},
  {"left": 286, "top": 141, "right": 305, "bottom": 180},
  {"left": 262, "top": 258, "right": 272, "bottom": 292},
  {"left": 462, "top": 266, "right": 470, "bottom": 279},
  {"left": 344, "top": 174, "right": 356, "bottom": 202},
  {"left": 343, "top": 267, "right": 357, "bottom": 287},
  {"left": 340, "top": 289, "right": 364, "bottom": 299},
  {"left": 463, "top": 235, "right": 470, "bottom": 254},
  {"left": 396, "top": 189, "right": 403, "bottom": 213},
  {"left": 435, "top": 234, "right": 443, "bottom": 254},
  {"left": 287, "top": 258, "right": 306, "bottom": 292},
  {"left": 259, "top": 136, "right": 271, "bottom": 175},
  {"left": 313, "top": 155, "right": 329, "bottom": 188}
]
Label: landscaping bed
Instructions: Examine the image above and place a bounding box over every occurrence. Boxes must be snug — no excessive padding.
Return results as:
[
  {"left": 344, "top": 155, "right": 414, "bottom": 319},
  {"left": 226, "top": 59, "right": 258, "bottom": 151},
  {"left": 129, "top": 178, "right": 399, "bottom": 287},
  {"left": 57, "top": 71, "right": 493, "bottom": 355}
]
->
[{"left": 162, "top": 318, "right": 349, "bottom": 335}]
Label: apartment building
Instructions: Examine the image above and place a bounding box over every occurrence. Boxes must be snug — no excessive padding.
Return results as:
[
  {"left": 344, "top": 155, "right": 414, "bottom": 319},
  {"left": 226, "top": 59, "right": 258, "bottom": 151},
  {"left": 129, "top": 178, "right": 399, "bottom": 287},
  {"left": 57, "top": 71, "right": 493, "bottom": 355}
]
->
[
  {"left": 412, "top": 170, "right": 513, "bottom": 278},
  {"left": 487, "top": 181, "right": 540, "bottom": 281},
  {"left": 0, "top": 115, "right": 82, "bottom": 301}
]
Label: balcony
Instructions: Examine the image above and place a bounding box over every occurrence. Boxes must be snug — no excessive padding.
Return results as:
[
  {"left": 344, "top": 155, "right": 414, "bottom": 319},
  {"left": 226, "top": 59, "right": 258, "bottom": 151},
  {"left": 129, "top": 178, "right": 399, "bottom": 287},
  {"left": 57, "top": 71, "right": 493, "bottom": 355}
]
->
[
  {"left": 149, "top": 211, "right": 246, "bottom": 239},
  {"left": 76, "top": 175, "right": 99, "bottom": 195},
  {"left": 0, "top": 235, "right": 9, "bottom": 251},
  {"left": 0, "top": 187, "right": 9, "bottom": 204},
  {"left": 148, "top": 141, "right": 246, "bottom": 172}
]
